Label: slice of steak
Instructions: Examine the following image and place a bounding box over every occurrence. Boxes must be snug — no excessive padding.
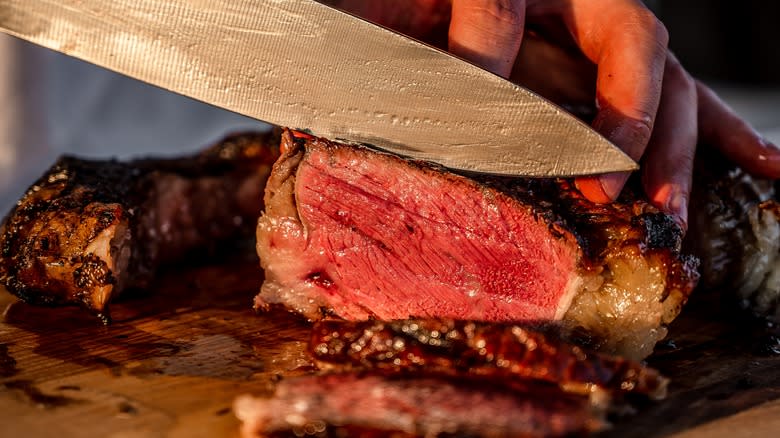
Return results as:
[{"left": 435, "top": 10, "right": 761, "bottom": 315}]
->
[
  {"left": 310, "top": 319, "right": 668, "bottom": 399},
  {"left": 0, "top": 131, "right": 280, "bottom": 320},
  {"left": 234, "top": 373, "right": 606, "bottom": 438},
  {"left": 256, "top": 129, "right": 699, "bottom": 359}
]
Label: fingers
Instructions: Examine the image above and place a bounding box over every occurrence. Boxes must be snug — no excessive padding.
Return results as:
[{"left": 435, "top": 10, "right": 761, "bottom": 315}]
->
[
  {"left": 509, "top": 32, "right": 596, "bottom": 110},
  {"left": 640, "top": 55, "right": 697, "bottom": 230},
  {"left": 449, "top": 0, "right": 526, "bottom": 78},
  {"left": 567, "top": 0, "right": 668, "bottom": 201},
  {"left": 323, "top": 1, "right": 454, "bottom": 46},
  {"left": 697, "top": 81, "right": 780, "bottom": 179}
]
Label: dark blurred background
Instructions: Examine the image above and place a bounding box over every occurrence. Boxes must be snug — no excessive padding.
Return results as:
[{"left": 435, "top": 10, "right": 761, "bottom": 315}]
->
[{"left": 647, "top": 0, "right": 780, "bottom": 85}]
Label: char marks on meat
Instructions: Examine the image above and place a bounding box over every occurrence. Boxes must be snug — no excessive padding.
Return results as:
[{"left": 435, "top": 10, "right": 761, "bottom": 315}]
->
[
  {"left": 256, "top": 129, "right": 699, "bottom": 359},
  {"left": 686, "top": 150, "right": 780, "bottom": 321},
  {"left": 0, "top": 132, "right": 280, "bottom": 320},
  {"left": 234, "top": 373, "right": 606, "bottom": 438},
  {"left": 310, "top": 318, "right": 668, "bottom": 399}
]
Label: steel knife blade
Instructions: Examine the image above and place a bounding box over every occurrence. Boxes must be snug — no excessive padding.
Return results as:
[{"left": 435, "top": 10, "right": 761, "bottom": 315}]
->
[{"left": 0, "top": 0, "right": 637, "bottom": 176}]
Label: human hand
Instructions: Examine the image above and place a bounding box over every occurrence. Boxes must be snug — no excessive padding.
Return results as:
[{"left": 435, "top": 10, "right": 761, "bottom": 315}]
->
[{"left": 325, "top": 0, "right": 780, "bottom": 230}]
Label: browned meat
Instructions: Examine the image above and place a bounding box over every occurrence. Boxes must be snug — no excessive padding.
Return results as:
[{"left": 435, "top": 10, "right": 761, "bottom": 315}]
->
[
  {"left": 0, "top": 132, "right": 280, "bottom": 321},
  {"left": 310, "top": 318, "right": 668, "bottom": 399},
  {"left": 256, "top": 129, "right": 699, "bottom": 359},
  {"left": 234, "top": 373, "right": 607, "bottom": 438},
  {"left": 686, "top": 150, "right": 780, "bottom": 321}
]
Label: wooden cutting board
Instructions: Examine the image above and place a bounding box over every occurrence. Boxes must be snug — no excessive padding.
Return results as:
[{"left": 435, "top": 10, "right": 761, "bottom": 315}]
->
[{"left": 1, "top": 252, "right": 779, "bottom": 437}]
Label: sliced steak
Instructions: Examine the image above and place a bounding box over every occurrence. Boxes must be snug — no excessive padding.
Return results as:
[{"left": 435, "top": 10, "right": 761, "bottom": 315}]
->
[
  {"left": 234, "top": 373, "right": 606, "bottom": 438},
  {"left": 310, "top": 318, "right": 668, "bottom": 399},
  {"left": 256, "top": 129, "right": 699, "bottom": 359},
  {"left": 0, "top": 131, "right": 280, "bottom": 320}
]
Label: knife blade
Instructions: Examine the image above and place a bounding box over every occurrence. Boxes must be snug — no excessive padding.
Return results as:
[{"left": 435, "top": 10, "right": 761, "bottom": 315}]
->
[{"left": 0, "top": 0, "right": 637, "bottom": 177}]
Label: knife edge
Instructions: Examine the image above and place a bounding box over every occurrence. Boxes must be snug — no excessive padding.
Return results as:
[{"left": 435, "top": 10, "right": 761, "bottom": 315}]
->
[{"left": 0, "top": 0, "right": 637, "bottom": 177}]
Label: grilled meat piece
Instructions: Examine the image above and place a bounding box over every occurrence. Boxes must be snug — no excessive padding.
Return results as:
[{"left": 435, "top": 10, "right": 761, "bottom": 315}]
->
[
  {"left": 0, "top": 132, "right": 280, "bottom": 320},
  {"left": 310, "top": 318, "right": 668, "bottom": 399},
  {"left": 256, "top": 129, "right": 699, "bottom": 359},
  {"left": 686, "top": 150, "right": 780, "bottom": 321},
  {"left": 234, "top": 373, "right": 607, "bottom": 438}
]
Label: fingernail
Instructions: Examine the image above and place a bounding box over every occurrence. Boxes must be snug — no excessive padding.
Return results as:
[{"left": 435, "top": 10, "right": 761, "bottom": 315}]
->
[
  {"left": 666, "top": 189, "right": 688, "bottom": 231},
  {"left": 598, "top": 172, "right": 629, "bottom": 201},
  {"left": 754, "top": 137, "right": 780, "bottom": 166}
]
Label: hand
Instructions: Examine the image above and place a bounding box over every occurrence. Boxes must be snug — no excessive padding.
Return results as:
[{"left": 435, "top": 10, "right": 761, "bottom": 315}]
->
[{"left": 325, "top": 0, "right": 780, "bottom": 230}]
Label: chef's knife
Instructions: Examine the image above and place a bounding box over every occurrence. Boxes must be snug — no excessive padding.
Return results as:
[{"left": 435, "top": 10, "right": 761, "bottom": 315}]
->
[{"left": 0, "top": 0, "right": 637, "bottom": 177}]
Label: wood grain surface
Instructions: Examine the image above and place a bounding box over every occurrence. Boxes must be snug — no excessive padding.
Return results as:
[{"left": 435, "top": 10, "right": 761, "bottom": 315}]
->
[
  {"left": 1, "top": 250, "right": 779, "bottom": 437},
  {"left": 0, "top": 253, "right": 313, "bottom": 438}
]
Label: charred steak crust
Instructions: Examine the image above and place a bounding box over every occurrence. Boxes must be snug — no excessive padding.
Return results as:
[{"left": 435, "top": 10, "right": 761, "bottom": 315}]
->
[
  {"left": 0, "top": 157, "right": 137, "bottom": 315},
  {"left": 487, "top": 175, "right": 698, "bottom": 293},
  {"left": 508, "top": 177, "right": 701, "bottom": 353},
  {"left": 686, "top": 149, "right": 780, "bottom": 321},
  {"left": 310, "top": 319, "right": 668, "bottom": 399},
  {"left": 256, "top": 129, "right": 699, "bottom": 358},
  {"left": 0, "top": 132, "right": 280, "bottom": 319}
]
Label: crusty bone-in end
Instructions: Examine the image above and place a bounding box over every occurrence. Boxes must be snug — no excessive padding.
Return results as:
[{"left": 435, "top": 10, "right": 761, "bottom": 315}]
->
[
  {"left": 0, "top": 132, "right": 280, "bottom": 320},
  {"left": 256, "top": 130, "right": 699, "bottom": 359},
  {"left": 234, "top": 373, "right": 607, "bottom": 438},
  {"left": 310, "top": 319, "right": 668, "bottom": 400},
  {"left": 686, "top": 150, "right": 780, "bottom": 321}
]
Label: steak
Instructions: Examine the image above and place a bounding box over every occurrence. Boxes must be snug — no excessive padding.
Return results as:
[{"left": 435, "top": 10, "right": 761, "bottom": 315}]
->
[
  {"left": 310, "top": 318, "right": 668, "bottom": 399},
  {"left": 0, "top": 132, "right": 280, "bottom": 321},
  {"left": 256, "top": 129, "right": 699, "bottom": 359},
  {"left": 234, "top": 373, "right": 607, "bottom": 438},
  {"left": 686, "top": 150, "right": 780, "bottom": 321}
]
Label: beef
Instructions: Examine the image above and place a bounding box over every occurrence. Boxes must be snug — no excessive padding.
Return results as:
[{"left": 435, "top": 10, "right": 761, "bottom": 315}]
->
[
  {"left": 0, "top": 132, "right": 280, "bottom": 321},
  {"left": 234, "top": 373, "right": 607, "bottom": 438},
  {"left": 310, "top": 319, "right": 668, "bottom": 399},
  {"left": 256, "top": 129, "right": 699, "bottom": 359},
  {"left": 686, "top": 150, "right": 780, "bottom": 321}
]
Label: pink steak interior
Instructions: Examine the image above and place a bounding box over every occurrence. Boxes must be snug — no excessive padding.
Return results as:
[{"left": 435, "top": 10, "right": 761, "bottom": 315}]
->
[{"left": 259, "top": 139, "right": 582, "bottom": 321}]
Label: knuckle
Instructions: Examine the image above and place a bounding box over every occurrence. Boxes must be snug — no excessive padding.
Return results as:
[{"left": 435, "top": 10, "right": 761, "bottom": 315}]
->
[
  {"left": 623, "top": 8, "right": 669, "bottom": 51},
  {"left": 629, "top": 112, "right": 655, "bottom": 145},
  {"left": 477, "top": 0, "right": 525, "bottom": 31},
  {"left": 498, "top": 0, "right": 525, "bottom": 24},
  {"left": 650, "top": 17, "right": 669, "bottom": 48}
]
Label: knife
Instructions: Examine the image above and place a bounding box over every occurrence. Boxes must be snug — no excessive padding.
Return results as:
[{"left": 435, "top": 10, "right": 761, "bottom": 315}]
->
[{"left": 0, "top": 0, "right": 636, "bottom": 177}]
